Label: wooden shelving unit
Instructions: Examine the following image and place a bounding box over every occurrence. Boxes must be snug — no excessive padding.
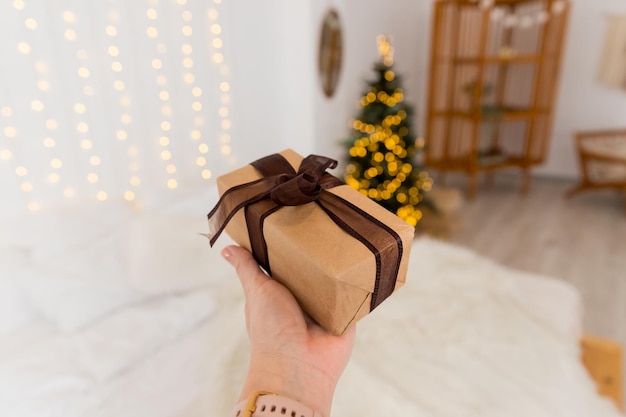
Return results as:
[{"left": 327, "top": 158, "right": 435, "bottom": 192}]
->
[{"left": 425, "top": 0, "right": 570, "bottom": 198}]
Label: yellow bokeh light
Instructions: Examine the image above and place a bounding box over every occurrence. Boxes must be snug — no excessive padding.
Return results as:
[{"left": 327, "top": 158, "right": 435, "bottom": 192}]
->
[
  {"left": 124, "top": 191, "right": 136, "bottom": 201},
  {"left": 47, "top": 173, "right": 60, "bottom": 184},
  {"left": 160, "top": 121, "right": 171, "bottom": 131},
  {"left": 146, "top": 27, "right": 158, "bottom": 38},
  {"left": 111, "top": 61, "right": 123, "bottom": 72},
  {"left": 16, "top": 166, "right": 28, "bottom": 176},
  {"left": 182, "top": 44, "right": 192, "bottom": 54},
  {"left": 63, "top": 187, "right": 75, "bottom": 198},
  {"left": 192, "top": 101, "right": 202, "bottom": 111},
  {"left": 90, "top": 156, "right": 101, "bottom": 166},
  {"left": 43, "top": 137, "right": 56, "bottom": 148},
  {"left": 76, "top": 122, "right": 89, "bottom": 134},
  {"left": 64, "top": 29, "right": 77, "bottom": 41},
  {"left": 78, "top": 67, "right": 90, "bottom": 78},
  {"left": 183, "top": 57, "right": 193, "bottom": 68},
  {"left": 97, "top": 191, "right": 108, "bottom": 201},
  {"left": 27, "top": 202, "right": 40, "bottom": 212},
  {"left": 25, "top": 18, "right": 38, "bottom": 30},
  {"left": 192, "top": 87, "right": 202, "bottom": 97},
  {"left": 152, "top": 58, "right": 162, "bottom": 69},
  {"left": 116, "top": 130, "right": 128, "bottom": 140},
  {"left": 166, "top": 164, "right": 176, "bottom": 174},
  {"left": 202, "top": 169, "right": 212, "bottom": 180},
  {"left": 191, "top": 130, "right": 201, "bottom": 140},
  {"left": 221, "top": 145, "right": 231, "bottom": 155},
  {"left": 182, "top": 25, "right": 192, "bottom": 36},
  {"left": 220, "top": 82, "right": 230, "bottom": 92},
  {"left": 212, "top": 38, "right": 223, "bottom": 48},
  {"left": 107, "top": 45, "right": 119, "bottom": 57},
  {"left": 159, "top": 136, "right": 170, "bottom": 146},
  {"left": 1, "top": 107, "right": 13, "bottom": 117},
  {"left": 183, "top": 73, "right": 195, "bottom": 84},
  {"left": 156, "top": 75, "right": 167, "bottom": 86},
  {"left": 213, "top": 53, "right": 224, "bottom": 63},
  {"left": 161, "top": 150, "right": 172, "bottom": 160},
  {"left": 46, "top": 119, "right": 59, "bottom": 130},
  {"left": 211, "top": 24, "right": 222, "bottom": 34},
  {"left": 146, "top": 8, "right": 158, "bottom": 20},
  {"left": 156, "top": 43, "right": 167, "bottom": 53},
  {"left": 35, "top": 61, "right": 48, "bottom": 73},
  {"left": 81, "top": 139, "right": 93, "bottom": 150},
  {"left": 0, "top": 149, "right": 13, "bottom": 160},
  {"left": 87, "top": 173, "right": 99, "bottom": 183},
  {"left": 130, "top": 176, "right": 141, "bottom": 186},
  {"left": 13, "top": 0, "right": 25, "bottom": 10},
  {"left": 167, "top": 179, "right": 178, "bottom": 189},
  {"left": 62, "top": 11, "right": 76, "bottom": 23},
  {"left": 198, "top": 143, "right": 209, "bottom": 154},
  {"left": 162, "top": 106, "right": 172, "bottom": 117},
  {"left": 221, "top": 119, "right": 231, "bottom": 130},
  {"left": 196, "top": 156, "right": 206, "bottom": 166},
  {"left": 121, "top": 113, "right": 132, "bottom": 124},
  {"left": 37, "top": 80, "right": 50, "bottom": 91},
  {"left": 113, "top": 80, "right": 125, "bottom": 91},
  {"left": 182, "top": 11, "right": 193, "bottom": 21},
  {"left": 120, "top": 95, "right": 131, "bottom": 107},
  {"left": 208, "top": 9, "right": 218, "bottom": 20},
  {"left": 31, "top": 100, "right": 44, "bottom": 112},
  {"left": 50, "top": 158, "right": 63, "bottom": 169},
  {"left": 73, "top": 103, "right": 86, "bottom": 114},
  {"left": 21, "top": 182, "right": 33, "bottom": 192},
  {"left": 159, "top": 90, "right": 169, "bottom": 101},
  {"left": 4, "top": 126, "right": 17, "bottom": 138},
  {"left": 106, "top": 25, "right": 117, "bottom": 37},
  {"left": 17, "top": 42, "right": 31, "bottom": 54}
]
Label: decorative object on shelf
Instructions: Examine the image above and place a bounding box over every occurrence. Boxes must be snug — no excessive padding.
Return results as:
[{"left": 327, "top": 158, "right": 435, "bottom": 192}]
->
[
  {"left": 425, "top": 0, "right": 570, "bottom": 198},
  {"left": 343, "top": 35, "right": 432, "bottom": 227},
  {"left": 598, "top": 13, "right": 626, "bottom": 91},
  {"left": 567, "top": 128, "right": 626, "bottom": 216},
  {"left": 318, "top": 9, "right": 343, "bottom": 98}
]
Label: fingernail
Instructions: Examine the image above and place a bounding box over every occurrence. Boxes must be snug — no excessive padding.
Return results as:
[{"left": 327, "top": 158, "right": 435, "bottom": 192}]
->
[{"left": 221, "top": 247, "right": 234, "bottom": 263}]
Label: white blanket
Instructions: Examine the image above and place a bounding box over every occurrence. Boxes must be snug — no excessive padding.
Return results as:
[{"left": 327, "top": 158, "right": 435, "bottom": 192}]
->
[{"left": 0, "top": 194, "right": 621, "bottom": 417}]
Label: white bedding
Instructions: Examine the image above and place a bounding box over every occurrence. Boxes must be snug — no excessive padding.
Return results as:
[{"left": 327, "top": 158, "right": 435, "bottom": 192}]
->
[{"left": 0, "top": 187, "right": 622, "bottom": 417}]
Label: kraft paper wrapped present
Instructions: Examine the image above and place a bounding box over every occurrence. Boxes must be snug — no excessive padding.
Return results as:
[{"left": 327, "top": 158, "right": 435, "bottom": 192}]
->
[{"left": 207, "top": 149, "right": 414, "bottom": 335}]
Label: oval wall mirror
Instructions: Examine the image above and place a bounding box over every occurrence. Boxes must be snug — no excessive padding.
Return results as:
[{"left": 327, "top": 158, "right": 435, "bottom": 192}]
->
[{"left": 318, "top": 9, "right": 343, "bottom": 98}]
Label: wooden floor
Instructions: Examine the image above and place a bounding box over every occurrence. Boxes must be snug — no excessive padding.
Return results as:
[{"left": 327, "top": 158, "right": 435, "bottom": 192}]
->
[{"left": 435, "top": 172, "right": 626, "bottom": 402}]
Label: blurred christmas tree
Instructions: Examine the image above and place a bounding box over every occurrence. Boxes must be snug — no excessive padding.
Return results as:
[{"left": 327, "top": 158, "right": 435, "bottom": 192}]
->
[{"left": 343, "top": 35, "right": 432, "bottom": 227}]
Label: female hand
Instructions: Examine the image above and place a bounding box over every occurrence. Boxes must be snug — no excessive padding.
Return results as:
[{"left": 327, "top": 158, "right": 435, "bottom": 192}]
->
[{"left": 222, "top": 245, "right": 355, "bottom": 417}]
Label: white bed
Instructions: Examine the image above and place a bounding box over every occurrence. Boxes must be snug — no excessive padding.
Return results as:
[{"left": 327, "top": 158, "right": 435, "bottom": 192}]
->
[{"left": 0, "top": 186, "right": 622, "bottom": 417}]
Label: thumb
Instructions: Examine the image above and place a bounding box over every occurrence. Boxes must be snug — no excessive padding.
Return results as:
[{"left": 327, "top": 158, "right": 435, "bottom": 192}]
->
[{"left": 221, "top": 245, "right": 269, "bottom": 297}]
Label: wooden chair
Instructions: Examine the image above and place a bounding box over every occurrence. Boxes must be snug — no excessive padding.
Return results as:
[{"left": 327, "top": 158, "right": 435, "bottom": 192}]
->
[{"left": 567, "top": 129, "right": 626, "bottom": 214}]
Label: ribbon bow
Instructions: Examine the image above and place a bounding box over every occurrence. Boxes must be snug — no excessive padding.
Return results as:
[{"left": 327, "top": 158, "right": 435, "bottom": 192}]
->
[{"left": 207, "top": 153, "right": 403, "bottom": 311}]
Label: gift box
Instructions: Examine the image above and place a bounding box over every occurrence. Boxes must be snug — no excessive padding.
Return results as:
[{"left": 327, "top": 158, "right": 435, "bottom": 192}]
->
[{"left": 207, "top": 149, "right": 414, "bottom": 335}]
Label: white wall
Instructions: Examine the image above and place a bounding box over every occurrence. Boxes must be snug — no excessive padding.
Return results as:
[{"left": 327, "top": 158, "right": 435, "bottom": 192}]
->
[{"left": 538, "top": 0, "right": 626, "bottom": 178}]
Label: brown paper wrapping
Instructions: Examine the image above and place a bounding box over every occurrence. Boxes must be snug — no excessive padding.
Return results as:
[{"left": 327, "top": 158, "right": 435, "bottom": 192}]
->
[{"left": 216, "top": 149, "right": 415, "bottom": 335}]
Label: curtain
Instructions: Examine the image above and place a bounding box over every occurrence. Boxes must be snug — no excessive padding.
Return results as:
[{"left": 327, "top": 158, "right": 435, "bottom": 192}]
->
[{"left": 0, "top": 0, "right": 234, "bottom": 217}]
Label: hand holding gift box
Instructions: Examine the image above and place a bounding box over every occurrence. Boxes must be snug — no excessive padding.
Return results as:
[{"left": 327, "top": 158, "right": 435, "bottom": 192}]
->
[{"left": 207, "top": 149, "right": 414, "bottom": 335}]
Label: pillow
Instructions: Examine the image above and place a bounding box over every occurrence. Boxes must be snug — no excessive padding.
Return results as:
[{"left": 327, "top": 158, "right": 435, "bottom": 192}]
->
[
  {"left": 17, "top": 266, "right": 144, "bottom": 332},
  {"left": 0, "top": 248, "right": 38, "bottom": 336},
  {"left": 127, "top": 212, "right": 232, "bottom": 294},
  {"left": 0, "top": 199, "right": 135, "bottom": 263}
]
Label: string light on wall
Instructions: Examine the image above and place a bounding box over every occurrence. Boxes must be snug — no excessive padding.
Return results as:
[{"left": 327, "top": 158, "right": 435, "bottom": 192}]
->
[
  {"left": 208, "top": 0, "right": 232, "bottom": 170},
  {"left": 62, "top": 9, "right": 108, "bottom": 202},
  {"left": 106, "top": 6, "right": 138, "bottom": 203},
  {"left": 146, "top": 1, "right": 178, "bottom": 190}
]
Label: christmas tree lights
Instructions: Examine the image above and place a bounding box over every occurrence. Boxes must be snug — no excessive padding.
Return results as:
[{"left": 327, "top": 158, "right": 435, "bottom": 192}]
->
[{"left": 343, "top": 35, "right": 432, "bottom": 227}]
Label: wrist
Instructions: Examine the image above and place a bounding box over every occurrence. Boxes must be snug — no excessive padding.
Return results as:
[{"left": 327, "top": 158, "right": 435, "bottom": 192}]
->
[{"left": 238, "top": 353, "right": 335, "bottom": 417}]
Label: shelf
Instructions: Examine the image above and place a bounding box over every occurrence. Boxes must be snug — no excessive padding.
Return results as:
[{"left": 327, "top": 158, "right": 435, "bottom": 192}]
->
[
  {"left": 452, "top": 54, "right": 541, "bottom": 65},
  {"left": 432, "top": 107, "right": 549, "bottom": 120}
]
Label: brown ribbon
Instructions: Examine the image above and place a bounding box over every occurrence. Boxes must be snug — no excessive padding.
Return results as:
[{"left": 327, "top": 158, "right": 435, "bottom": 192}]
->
[{"left": 207, "top": 153, "right": 403, "bottom": 311}]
